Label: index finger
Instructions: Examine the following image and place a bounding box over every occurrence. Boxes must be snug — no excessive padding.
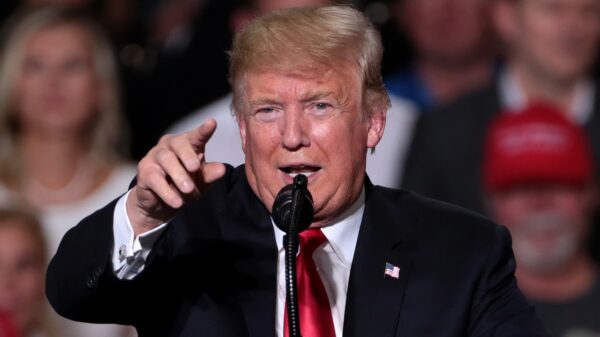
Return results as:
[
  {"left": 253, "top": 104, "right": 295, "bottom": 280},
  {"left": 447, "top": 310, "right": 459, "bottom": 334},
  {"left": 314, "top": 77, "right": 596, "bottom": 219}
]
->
[{"left": 188, "top": 118, "right": 218, "bottom": 152}]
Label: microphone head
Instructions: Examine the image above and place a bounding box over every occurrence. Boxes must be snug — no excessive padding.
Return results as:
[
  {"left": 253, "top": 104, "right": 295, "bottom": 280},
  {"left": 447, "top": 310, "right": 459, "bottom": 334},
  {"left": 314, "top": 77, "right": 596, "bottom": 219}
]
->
[{"left": 272, "top": 174, "right": 314, "bottom": 234}]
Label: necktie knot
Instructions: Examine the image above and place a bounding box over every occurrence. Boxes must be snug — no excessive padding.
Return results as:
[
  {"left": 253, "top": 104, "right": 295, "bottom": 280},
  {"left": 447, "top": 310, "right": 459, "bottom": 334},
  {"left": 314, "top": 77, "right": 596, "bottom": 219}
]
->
[{"left": 299, "top": 228, "right": 327, "bottom": 255}]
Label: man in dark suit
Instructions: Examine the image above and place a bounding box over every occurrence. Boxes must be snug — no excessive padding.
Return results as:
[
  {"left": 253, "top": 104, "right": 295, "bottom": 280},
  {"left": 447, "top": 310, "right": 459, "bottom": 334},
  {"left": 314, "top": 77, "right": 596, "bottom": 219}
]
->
[
  {"left": 402, "top": 0, "right": 600, "bottom": 215},
  {"left": 46, "top": 5, "right": 548, "bottom": 337}
]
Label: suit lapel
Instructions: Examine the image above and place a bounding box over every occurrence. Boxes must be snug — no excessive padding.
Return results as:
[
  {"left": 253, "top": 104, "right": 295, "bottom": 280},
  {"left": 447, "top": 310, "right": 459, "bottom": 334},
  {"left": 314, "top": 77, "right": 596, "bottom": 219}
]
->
[
  {"left": 219, "top": 167, "right": 278, "bottom": 337},
  {"left": 343, "top": 181, "right": 414, "bottom": 337}
]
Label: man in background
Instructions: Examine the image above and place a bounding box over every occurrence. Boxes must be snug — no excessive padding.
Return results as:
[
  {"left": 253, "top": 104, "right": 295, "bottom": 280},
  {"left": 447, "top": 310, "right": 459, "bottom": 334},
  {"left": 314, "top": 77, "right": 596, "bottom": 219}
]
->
[
  {"left": 483, "top": 105, "right": 600, "bottom": 337},
  {"left": 385, "top": 0, "right": 497, "bottom": 111},
  {"left": 402, "top": 0, "right": 600, "bottom": 215}
]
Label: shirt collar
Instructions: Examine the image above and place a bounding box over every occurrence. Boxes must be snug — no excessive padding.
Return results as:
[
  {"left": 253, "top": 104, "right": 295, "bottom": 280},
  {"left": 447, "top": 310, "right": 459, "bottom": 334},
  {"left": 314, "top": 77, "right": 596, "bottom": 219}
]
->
[
  {"left": 272, "top": 187, "right": 365, "bottom": 268},
  {"left": 499, "top": 68, "right": 595, "bottom": 125}
]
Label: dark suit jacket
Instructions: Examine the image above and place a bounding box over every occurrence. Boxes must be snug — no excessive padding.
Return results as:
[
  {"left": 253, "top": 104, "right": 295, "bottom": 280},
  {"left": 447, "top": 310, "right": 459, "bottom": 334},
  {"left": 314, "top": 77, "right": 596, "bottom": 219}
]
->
[
  {"left": 401, "top": 81, "right": 600, "bottom": 215},
  {"left": 46, "top": 165, "right": 548, "bottom": 337}
]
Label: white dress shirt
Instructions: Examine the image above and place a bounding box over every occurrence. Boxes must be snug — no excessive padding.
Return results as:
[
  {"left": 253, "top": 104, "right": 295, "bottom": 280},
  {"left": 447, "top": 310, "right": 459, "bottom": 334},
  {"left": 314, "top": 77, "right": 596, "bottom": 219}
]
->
[
  {"left": 112, "top": 189, "right": 365, "bottom": 337},
  {"left": 499, "top": 69, "right": 595, "bottom": 125}
]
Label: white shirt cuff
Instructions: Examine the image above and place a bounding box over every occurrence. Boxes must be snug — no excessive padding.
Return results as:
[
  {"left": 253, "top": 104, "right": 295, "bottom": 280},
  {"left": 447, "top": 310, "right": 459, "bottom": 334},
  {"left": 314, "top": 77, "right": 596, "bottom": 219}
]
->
[{"left": 112, "top": 190, "right": 169, "bottom": 279}]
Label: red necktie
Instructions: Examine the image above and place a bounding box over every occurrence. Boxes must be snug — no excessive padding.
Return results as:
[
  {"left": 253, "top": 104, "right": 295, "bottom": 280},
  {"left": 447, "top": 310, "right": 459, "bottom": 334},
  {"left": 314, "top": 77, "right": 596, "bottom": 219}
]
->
[{"left": 284, "top": 228, "right": 336, "bottom": 337}]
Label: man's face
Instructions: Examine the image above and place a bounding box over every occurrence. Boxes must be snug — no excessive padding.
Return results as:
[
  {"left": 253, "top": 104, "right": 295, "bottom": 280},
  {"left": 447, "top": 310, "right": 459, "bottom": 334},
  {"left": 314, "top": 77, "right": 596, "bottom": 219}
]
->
[
  {"left": 398, "top": 0, "right": 490, "bottom": 63},
  {"left": 502, "top": 0, "right": 600, "bottom": 81},
  {"left": 237, "top": 66, "right": 385, "bottom": 227},
  {"left": 488, "top": 183, "right": 596, "bottom": 273}
]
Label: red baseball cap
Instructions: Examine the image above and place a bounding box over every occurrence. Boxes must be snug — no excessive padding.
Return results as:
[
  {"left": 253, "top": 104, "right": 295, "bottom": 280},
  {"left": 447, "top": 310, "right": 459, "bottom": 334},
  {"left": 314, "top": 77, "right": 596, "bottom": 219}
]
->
[{"left": 483, "top": 102, "right": 594, "bottom": 191}]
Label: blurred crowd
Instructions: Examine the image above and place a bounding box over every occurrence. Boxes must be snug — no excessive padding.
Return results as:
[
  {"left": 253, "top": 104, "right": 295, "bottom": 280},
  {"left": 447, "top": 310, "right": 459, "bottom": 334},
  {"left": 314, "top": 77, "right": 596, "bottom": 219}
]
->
[{"left": 0, "top": 0, "right": 598, "bottom": 336}]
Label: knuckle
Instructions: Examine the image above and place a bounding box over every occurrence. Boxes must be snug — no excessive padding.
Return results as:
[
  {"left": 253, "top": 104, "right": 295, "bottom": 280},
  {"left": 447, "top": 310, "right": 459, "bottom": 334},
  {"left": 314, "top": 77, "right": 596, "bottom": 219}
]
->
[
  {"left": 170, "top": 134, "right": 186, "bottom": 148},
  {"left": 148, "top": 172, "right": 165, "bottom": 188},
  {"left": 155, "top": 148, "right": 173, "bottom": 163},
  {"left": 159, "top": 134, "right": 173, "bottom": 144}
]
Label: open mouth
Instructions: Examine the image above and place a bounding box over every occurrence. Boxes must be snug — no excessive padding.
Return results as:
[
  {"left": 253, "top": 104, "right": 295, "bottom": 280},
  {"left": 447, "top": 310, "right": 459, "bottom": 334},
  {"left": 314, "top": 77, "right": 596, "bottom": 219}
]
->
[{"left": 280, "top": 165, "right": 321, "bottom": 179}]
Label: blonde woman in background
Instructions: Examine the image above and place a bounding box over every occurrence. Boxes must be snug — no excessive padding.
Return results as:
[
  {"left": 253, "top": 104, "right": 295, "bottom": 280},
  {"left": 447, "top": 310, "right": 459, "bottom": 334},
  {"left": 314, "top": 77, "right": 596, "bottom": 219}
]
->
[{"left": 0, "top": 7, "right": 136, "bottom": 337}]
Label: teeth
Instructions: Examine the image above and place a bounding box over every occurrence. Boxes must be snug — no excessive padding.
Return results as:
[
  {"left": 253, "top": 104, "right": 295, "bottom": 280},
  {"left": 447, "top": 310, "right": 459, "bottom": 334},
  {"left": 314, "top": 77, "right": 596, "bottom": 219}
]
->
[{"left": 288, "top": 172, "right": 315, "bottom": 178}]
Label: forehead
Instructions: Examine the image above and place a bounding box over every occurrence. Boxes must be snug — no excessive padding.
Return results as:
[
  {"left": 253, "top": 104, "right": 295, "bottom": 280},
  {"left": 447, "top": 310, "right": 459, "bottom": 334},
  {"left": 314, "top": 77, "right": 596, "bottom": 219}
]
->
[
  {"left": 241, "top": 65, "right": 361, "bottom": 100},
  {"left": 26, "top": 24, "right": 89, "bottom": 55}
]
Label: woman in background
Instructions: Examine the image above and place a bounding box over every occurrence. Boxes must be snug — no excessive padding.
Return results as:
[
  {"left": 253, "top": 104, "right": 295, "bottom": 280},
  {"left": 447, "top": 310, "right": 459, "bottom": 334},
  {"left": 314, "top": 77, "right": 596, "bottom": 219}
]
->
[
  {"left": 0, "top": 7, "right": 136, "bottom": 337},
  {"left": 0, "top": 206, "right": 49, "bottom": 337}
]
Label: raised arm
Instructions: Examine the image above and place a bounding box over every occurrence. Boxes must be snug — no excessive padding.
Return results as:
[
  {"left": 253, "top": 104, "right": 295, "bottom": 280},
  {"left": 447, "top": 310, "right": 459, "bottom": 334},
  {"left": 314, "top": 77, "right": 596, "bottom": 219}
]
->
[
  {"left": 128, "top": 118, "right": 226, "bottom": 234},
  {"left": 46, "top": 119, "right": 227, "bottom": 327}
]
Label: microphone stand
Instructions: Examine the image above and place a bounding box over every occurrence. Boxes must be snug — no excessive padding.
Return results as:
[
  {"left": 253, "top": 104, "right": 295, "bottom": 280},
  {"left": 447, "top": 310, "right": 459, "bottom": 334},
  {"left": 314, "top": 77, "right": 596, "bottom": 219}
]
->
[
  {"left": 272, "top": 174, "right": 312, "bottom": 337},
  {"left": 284, "top": 177, "right": 309, "bottom": 337}
]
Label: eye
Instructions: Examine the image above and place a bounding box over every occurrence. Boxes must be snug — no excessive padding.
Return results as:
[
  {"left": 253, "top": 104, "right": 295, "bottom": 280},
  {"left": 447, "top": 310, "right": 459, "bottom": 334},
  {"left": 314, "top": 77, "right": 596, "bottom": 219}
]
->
[
  {"left": 62, "top": 58, "right": 87, "bottom": 74},
  {"left": 23, "top": 58, "right": 44, "bottom": 74},
  {"left": 253, "top": 106, "right": 280, "bottom": 122},
  {"left": 307, "top": 102, "right": 334, "bottom": 116},
  {"left": 256, "top": 107, "right": 275, "bottom": 114}
]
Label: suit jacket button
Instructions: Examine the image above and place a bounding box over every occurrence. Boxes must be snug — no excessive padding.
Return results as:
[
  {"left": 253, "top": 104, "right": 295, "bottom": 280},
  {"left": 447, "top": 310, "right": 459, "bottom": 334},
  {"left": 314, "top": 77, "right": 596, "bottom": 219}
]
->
[{"left": 86, "top": 277, "right": 95, "bottom": 289}]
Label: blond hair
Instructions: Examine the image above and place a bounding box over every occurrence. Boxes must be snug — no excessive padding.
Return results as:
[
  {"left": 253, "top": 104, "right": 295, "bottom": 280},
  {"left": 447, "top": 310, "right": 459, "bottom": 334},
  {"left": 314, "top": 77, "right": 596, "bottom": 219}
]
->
[
  {"left": 0, "top": 7, "right": 127, "bottom": 186},
  {"left": 228, "top": 5, "right": 390, "bottom": 117}
]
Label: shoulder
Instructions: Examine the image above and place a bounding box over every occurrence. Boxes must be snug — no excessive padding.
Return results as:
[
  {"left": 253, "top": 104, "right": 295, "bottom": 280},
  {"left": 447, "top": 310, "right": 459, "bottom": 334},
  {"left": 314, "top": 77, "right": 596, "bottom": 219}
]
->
[{"left": 368, "top": 185, "right": 508, "bottom": 255}]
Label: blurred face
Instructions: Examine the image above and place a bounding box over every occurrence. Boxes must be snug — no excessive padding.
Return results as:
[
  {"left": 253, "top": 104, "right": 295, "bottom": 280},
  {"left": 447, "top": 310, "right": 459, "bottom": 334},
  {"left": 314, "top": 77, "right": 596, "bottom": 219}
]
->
[
  {"left": 16, "top": 24, "right": 98, "bottom": 138},
  {"left": 398, "top": 0, "right": 490, "bottom": 63},
  {"left": 237, "top": 66, "right": 385, "bottom": 227},
  {"left": 0, "top": 223, "right": 45, "bottom": 332},
  {"left": 502, "top": 0, "right": 600, "bottom": 81},
  {"left": 488, "top": 183, "right": 596, "bottom": 273}
]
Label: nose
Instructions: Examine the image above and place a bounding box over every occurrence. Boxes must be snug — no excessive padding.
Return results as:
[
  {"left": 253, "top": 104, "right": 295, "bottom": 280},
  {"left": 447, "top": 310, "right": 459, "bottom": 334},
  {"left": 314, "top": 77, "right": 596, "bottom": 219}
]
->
[
  {"left": 525, "top": 186, "right": 559, "bottom": 212},
  {"left": 280, "top": 106, "right": 310, "bottom": 150}
]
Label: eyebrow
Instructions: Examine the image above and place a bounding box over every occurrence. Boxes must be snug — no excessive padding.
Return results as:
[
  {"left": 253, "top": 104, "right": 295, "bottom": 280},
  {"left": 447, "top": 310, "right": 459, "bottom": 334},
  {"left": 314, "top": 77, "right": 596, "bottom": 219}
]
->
[
  {"left": 248, "top": 98, "right": 282, "bottom": 107},
  {"left": 299, "top": 90, "right": 336, "bottom": 103},
  {"left": 247, "top": 90, "right": 338, "bottom": 107}
]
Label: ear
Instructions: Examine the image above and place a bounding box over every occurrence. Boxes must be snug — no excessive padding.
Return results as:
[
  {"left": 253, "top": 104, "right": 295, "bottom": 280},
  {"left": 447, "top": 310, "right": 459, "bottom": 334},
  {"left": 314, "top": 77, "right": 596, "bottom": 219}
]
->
[
  {"left": 366, "top": 103, "right": 386, "bottom": 149},
  {"left": 236, "top": 114, "right": 248, "bottom": 154}
]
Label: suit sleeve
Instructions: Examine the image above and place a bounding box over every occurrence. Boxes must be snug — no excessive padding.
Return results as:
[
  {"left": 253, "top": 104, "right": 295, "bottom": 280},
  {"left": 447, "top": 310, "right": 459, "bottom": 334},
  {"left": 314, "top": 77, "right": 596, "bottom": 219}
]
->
[
  {"left": 45, "top": 196, "right": 180, "bottom": 327},
  {"left": 468, "top": 225, "right": 550, "bottom": 337}
]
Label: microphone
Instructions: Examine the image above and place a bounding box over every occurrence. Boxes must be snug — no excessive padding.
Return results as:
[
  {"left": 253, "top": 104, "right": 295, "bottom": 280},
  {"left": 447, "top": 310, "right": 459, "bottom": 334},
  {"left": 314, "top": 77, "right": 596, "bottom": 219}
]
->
[
  {"left": 272, "top": 174, "right": 314, "bottom": 234},
  {"left": 271, "top": 174, "right": 314, "bottom": 337}
]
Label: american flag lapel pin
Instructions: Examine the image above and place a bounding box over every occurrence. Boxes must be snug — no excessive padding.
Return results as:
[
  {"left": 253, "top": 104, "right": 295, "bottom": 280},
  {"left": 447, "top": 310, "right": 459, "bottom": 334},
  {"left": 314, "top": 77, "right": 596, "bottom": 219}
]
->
[{"left": 384, "top": 262, "right": 400, "bottom": 279}]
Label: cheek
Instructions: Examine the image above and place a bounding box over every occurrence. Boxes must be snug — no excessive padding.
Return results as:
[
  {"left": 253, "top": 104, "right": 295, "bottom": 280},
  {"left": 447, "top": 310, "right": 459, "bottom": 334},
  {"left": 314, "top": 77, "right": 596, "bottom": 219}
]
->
[
  {"left": 10, "top": 267, "right": 44, "bottom": 305},
  {"left": 70, "top": 76, "right": 98, "bottom": 108},
  {"left": 555, "top": 195, "right": 589, "bottom": 227},
  {"left": 245, "top": 124, "right": 279, "bottom": 158},
  {"left": 520, "top": 10, "right": 556, "bottom": 45},
  {"left": 16, "top": 77, "right": 41, "bottom": 112},
  {"left": 22, "top": 270, "right": 44, "bottom": 301},
  {"left": 489, "top": 196, "right": 527, "bottom": 228}
]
